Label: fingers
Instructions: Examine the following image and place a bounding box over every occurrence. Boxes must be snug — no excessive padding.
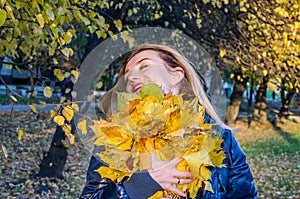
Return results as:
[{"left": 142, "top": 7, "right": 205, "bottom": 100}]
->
[
  {"left": 164, "top": 184, "right": 187, "bottom": 197},
  {"left": 175, "top": 170, "right": 193, "bottom": 179},
  {"left": 149, "top": 157, "right": 193, "bottom": 197},
  {"left": 169, "top": 157, "right": 184, "bottom": 165},
  {"left": 175, "top": 178, "right": 194, "bottom": 185}
]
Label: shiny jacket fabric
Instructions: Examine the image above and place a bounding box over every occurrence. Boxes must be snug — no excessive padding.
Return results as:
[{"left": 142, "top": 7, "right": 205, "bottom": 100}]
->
[{"left": 80, "top": 116, "right": 258, "bottom": 199}]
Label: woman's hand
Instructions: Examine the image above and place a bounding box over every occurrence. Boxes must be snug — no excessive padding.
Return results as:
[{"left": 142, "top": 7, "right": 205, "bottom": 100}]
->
[{"left": 149, "top": 153, "right": 193, "bottom": 197}]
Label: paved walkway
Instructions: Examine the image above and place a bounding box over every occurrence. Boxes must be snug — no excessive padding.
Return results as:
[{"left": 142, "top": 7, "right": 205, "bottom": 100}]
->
[{"left": 0, "top": 104, "right": 54, "bottom": 111}]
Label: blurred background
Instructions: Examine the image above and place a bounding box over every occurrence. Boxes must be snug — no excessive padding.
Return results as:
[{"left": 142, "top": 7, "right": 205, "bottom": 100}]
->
[{"left": 0, "top": 1, "right": 299, "bottom": 198}]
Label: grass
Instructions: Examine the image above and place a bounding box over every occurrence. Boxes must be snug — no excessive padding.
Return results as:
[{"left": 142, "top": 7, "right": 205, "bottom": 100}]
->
[
  {"left": 0, "top": 94, "right": 59, "bottom": 105},
  {"left": 236, "top": 120, "right": 300, "bottom": 199}
]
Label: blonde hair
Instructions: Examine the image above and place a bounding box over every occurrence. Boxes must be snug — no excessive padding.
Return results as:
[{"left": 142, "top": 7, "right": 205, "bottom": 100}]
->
[{"left": 100, "top": 43, "right": 230, "bottom": 130}]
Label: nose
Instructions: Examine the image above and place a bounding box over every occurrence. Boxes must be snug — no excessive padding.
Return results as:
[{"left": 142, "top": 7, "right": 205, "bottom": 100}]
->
[{"left": 126, "top": 69, "right": 141, "bottom": 83}]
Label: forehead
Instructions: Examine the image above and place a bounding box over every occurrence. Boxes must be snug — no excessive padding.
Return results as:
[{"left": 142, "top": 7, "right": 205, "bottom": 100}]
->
[{"left": 125, "top": 50, "right": 163, "bottom": 68}]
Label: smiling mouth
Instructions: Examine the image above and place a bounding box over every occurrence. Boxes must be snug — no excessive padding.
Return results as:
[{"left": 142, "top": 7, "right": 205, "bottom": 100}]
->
[{"left": 134, "top": 84, "right": 142, "bottom": 93}]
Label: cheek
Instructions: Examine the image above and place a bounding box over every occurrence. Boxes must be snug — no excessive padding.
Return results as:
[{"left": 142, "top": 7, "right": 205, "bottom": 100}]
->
[{"left": 125, "top": 84, "right": 132, "bottom": 93}]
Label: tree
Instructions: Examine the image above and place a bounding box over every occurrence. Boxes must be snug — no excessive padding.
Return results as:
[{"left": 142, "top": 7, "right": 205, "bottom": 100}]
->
[
  {"left": 0, "top": 0, "right": 124, "bottom": 179},
  {"left": 1, "top": 0, "right": 299, "bottom": 180}
]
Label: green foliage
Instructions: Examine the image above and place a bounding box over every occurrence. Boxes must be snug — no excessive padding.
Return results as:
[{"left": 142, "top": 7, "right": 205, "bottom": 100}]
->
[
  {"left": 0, "top": 0, "right": 121, "bottom": 62},
  {"left": 0, "top": 94, "right": 59, "bottom": 105}
]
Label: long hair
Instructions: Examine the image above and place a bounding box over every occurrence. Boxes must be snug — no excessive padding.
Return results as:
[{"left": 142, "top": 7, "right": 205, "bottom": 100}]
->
[{"left": 100, "top": 43, "right": 230, "bottom": 130}]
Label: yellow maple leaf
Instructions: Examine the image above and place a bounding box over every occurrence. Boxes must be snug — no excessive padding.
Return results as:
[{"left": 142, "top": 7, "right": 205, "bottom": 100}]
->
[
  {"left": 209, "top": 139, "right": 226, "bottom": 167},
  {"left": 104, "top": 128, "right": 132, "bottom": 151},
  {"left": 200, "top": 165, "right": 212, "bottom": 181},
  {"left": 201, "top": 136, "right": 218, "bottom": 154},
  {"left": 95, "top": 166, "right": 128, "bottom": 182},
  {"left": 97, "top": 148, "right": 133, "bottom": 172},
  {"left": 90, "top": 119, "right": 105, "bottom": 137},
  {"left": 91, "top": 119, "right": 133, "bottom": 150},
  {"left": 183, "top": 150, "right": 212, "bottom": 177},
  {"left": 204, "top": 181, "right": 214, "bottom": 193}
]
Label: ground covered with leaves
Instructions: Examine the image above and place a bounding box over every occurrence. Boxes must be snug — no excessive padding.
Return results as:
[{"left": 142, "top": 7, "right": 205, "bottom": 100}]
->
[
  {"left": 0, "top": 111, "right": 299, "bottom": 198},
  {"left": 235, "top": 119, "right": 300, "bottom": 199},
  {"left": 0, "top": 111, "right": 89, "bottom": 198}
]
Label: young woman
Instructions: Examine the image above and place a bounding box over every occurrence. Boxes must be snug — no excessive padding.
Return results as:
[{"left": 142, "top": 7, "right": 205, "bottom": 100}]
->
[{"left": 80, "top": 44, "right": 258, "bottom": 199}]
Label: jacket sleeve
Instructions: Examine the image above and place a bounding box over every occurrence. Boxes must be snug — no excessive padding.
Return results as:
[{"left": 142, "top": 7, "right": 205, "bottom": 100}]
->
[
  {"left": 80, "top": 155, "right": 163, "bottom": 199},
  {"left": 222, "top": 129, "right": 258, "bottom": 199}
]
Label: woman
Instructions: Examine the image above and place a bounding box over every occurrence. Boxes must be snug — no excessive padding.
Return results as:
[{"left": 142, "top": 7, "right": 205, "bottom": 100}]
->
[{"left": 80, "top": 44, "right": 258, "bottom": 199}]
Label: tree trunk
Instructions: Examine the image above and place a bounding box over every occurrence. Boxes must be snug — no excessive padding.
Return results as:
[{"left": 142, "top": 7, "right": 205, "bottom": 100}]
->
[
  {"left": 29, "top": 69, "right": 34, "bottom": 104},
  {"left": 35, "top": 6, "right": 124, "bottom": 179},
  {"left": 296, "top": 93, "right": 300, "bottom": 110},
  {"left": 248, "top": 77, "right": 254, "bottom": 111},
  {"left": 252, "top": 76, "right": 269, "bottom": 124},
  {"left": 37, "top": 125, "right": 68, "bottom": 179},
  {"left": 279, "top": 91, "right": 294, "bottom": 118},
  {"left": 37, "top": 75, "right": 75, "bottom": 179},
  {"left": 225, "top": 78, "right": 247, "bottom": 126}
]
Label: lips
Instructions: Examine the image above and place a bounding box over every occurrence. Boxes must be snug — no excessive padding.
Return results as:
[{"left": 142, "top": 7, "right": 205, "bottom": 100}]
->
[{"left": 133, "top": 83, "right": 143, "bottom": 94}]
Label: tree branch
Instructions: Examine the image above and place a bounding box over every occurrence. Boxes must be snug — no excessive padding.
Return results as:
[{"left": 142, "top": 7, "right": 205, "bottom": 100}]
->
[{"left": 0, "top": 76, "right": 24, "bottom": 98}]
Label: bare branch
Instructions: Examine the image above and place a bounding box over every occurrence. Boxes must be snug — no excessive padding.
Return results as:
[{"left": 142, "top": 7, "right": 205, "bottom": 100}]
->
[{"left": 0, "top": 76, "right": 24, "bottom": 98}]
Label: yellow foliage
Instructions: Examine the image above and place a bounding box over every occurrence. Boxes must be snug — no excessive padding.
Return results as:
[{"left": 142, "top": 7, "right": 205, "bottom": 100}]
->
[
  {"left": 62, "top": 106, "right": 74, "bottom": 121},
  {"left": 154, "top": 13, "right": 160, "bottom": 19},
  {"left": 113, "top": 19, "right": 122, "bottom": 31},
  {"left": 77, "top": 119, "right": 87, "bottom": 135},
  {"left": 54, "top": 69, "right": 64, "bottom": 81},
  {"left": 43, "top": 86, "right": 52, "bottom": 98},
  {"left": 9, "top": 95, "right": 17, "bottom": 102},
  {"left": 1, "top": 144, "right": 8, "bottom": 158},
  {"left": 17, "top": 128, "right": 24, "bottom": 141},
  {"left": 53, "top": 115, "right": 64, "bottom": 126},
  {"left": 29, "top": 105, "right": 37, "bottom": 113},
  {"left": 0, "top": 9, "right": 7, "bottom": 26},
  {"left": 219, "top": 49, "right": 226, "bottom": 57},
  {"left": 50, "top": 110, "right": 57, "bottom": 118},
  {"left": 71, "top": 70, "right": 79, "bottom": 81},
  {"left": 35, "top": 14, "right": 44, "bottom": 28},
  {"left": 88, "top": 83, "right": 225, "bottom": 197},
  {"left": 72, "top": 103, "right": 79, "bottom": 112},
  {"left": 95, "top": 166, "right": 128, "bottom": 182}
]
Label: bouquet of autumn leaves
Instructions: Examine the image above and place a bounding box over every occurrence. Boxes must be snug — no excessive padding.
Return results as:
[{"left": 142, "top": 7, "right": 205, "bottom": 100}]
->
[{"left": 87, "top": 83, "right": 226, "bottom": 198}]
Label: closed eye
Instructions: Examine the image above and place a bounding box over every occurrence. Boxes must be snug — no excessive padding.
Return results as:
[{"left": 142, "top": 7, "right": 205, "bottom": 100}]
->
[{"left": 140, "top": 64, "right": 148, "bottom": 70}]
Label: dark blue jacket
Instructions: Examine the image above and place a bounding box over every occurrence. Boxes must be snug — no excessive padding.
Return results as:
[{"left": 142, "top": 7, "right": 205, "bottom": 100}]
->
[{"left": 80, "top": 117, "right": 258, "bottom": 199}]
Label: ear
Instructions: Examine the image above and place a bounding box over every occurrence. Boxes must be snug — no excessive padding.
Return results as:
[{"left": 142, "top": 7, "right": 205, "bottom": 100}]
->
[{"left": 171, "top": 67, "right": 185, "bottom": 86}]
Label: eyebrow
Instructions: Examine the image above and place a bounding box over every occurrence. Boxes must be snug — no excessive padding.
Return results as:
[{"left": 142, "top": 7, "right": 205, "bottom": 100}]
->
[
  {"left": 125, "top": 58, "right": 152, "bottom": 73},
  {"left": 136, "top": 58, "right": 151, "bottom": 65}
]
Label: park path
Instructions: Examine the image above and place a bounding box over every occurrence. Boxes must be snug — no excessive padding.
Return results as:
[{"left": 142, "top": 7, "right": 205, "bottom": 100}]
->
[{"left": 0, "top": 104, "right": 54, "bottom": 111}]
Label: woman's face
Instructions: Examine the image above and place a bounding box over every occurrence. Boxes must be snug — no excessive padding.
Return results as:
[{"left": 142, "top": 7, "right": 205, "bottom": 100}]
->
[{"left": 124, "top": 50, "right": 178, "bottom": 95}]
